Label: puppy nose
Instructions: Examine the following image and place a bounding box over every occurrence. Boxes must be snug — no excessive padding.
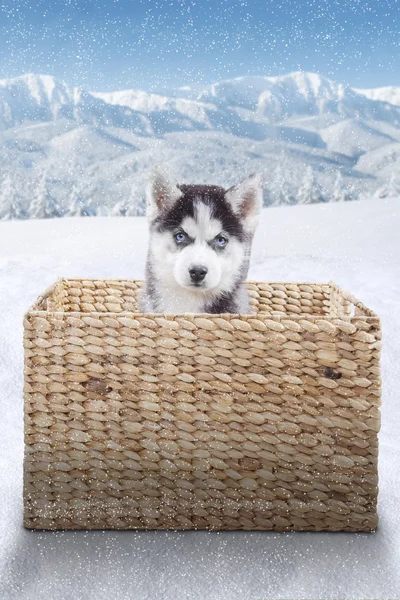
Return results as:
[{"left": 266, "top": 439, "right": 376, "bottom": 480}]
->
[{"left": 189, "top": 265, "right": 208, "bottom": 283}]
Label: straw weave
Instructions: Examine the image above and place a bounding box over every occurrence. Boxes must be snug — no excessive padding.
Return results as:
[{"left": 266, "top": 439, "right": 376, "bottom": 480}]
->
[{"left": 23, "top": 279, "right": 381, "bottom": 531}]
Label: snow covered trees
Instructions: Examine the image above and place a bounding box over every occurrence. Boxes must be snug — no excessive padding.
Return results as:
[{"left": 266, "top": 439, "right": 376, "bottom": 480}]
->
[
  {"left": 0, "top": 164, "right": 367, "bottom": 221},
  {"left": 331, "top": 171, "right": 352, "bottom": 202},
  {"left": 374, "top": 173, "right": 400, "bottom": 199},
  {"left": 0, "top": 169, "right": 67, "bottom": 220},
  {"left": 112, "top": 199, "right": 130, "bottom": 216},
  {"left": 29, "top": 170, "right": 62, "bottom": 218},
  {"left": 0, "top": 173, "right": 14, "bottom": 220},
  {"left": 112, "top": 193, "right": 146, "bottom": 216},
  {"left": 298, "top": 166, "right": 324, "bottom": 204},
  {"left": 263, "top": 165, "right": 360, "bottom": 206},
  {"left": 269, "top": 163, "right": 296, "bottom": 206},
  {"left": 0, "top": 172, "right": 25, "bottom": 220},
  {"left": 266, "top": 163, "right": 331, "bottom": 206},
  {"left": 66, "top": 180, "right": 95, "bottom": 217}
]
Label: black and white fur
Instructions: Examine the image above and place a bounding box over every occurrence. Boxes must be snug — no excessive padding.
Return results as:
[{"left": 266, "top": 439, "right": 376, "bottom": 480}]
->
[{"left": 140, "top": 169, "right": 262, "bottom": 314}]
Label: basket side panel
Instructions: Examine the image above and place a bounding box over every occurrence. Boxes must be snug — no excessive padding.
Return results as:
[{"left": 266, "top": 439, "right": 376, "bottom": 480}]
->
[
  {"left": 57, "top": 279, "right": 143, "bottom": 313},
  {"left": 329, "top": 282, "right": 378, "bottom": 318},
  {"left": 329, "top": 286, "right": 352, "bottom": 318},
  {"left": 46, "top": 279, "right": 68, "bottom": 312},
  {"left": 249, "top": 282, "right": 332, "bottom": 316},
  {"left": 23, "top": 311, "right": 381, "bottom": 531},
  {"left": 27, "top": 279, "right": 65, "bottom": 312}
]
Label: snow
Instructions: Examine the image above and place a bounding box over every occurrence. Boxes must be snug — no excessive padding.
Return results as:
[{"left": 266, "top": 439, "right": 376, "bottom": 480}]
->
[{"left": 0, "top": 197, "right": 399, "bottom": 599}]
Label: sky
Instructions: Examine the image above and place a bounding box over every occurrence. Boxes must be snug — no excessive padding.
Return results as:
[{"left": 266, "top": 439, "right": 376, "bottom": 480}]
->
[{"left": 0, "top": 0, "right": 399, "bottom": 92}]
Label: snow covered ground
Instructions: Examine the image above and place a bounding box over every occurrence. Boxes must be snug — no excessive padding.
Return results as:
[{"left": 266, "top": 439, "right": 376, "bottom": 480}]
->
[{"left": 0, "top": 197, "right": 399, "bottom": 599}]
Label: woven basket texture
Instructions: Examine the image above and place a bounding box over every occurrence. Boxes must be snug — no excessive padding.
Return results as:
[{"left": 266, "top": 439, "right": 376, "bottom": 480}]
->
[{"left": 23, "top": 278, "right": 381, "bottom": 531}]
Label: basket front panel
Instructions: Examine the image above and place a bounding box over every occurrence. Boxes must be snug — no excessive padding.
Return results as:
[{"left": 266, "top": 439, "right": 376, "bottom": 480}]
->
[{"left": 23, "top": 307, "right": 381, "bottom": 531}]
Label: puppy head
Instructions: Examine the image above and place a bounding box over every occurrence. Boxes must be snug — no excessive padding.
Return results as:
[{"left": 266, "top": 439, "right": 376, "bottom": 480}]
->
[{"left": 146, "top": 168, "right": 262, "bottom": 294}]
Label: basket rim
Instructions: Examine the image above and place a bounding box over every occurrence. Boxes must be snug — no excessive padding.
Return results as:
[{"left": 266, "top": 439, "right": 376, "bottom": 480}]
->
[{"left": 23, "top": 277, "right": 379, "bottom": 321}]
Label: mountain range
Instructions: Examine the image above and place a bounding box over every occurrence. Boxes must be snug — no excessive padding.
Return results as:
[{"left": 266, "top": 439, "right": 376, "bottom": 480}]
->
[{"left": 1, "top": 71, "right": 400, "bottom": 217}]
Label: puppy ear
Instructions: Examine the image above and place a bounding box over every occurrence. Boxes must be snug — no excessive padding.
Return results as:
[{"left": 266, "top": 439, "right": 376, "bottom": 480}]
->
[
  {"left": 146, "top": 167, "right": 181, "bottom": 221},
  {"left": 225, "top": 173, "right": 263, "bottom": 232}
]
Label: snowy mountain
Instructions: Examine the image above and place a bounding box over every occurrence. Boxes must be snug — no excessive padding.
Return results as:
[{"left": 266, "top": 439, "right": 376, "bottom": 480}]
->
[
  {"left": 1, "top": 71, "right": 400, "bottom": 219},
  {"left": 356, "top": 85, "right": 400, "bottom": 107},
  {"left": 0, "top": 73, "right": 270, "bottom": 138},
  {"left": 0, "top": 73, "right": 152, "bottom": 133},
  {"left": 197, "top": 72, "right": 400, "bottom": 125}
]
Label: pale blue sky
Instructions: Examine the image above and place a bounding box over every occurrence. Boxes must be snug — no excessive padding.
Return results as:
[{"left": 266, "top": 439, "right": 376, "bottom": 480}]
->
[{"left": 0, "top": 0, "right": 399, "bottom": 91}]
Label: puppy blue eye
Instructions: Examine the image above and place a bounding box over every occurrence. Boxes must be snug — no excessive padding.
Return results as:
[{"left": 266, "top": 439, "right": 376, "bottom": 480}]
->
[
  {"left": 175, "top": 232, "right": 186, "bottom": 243},
  {"left": 215, "top": 236, "right": 228, "bottom": 247}
]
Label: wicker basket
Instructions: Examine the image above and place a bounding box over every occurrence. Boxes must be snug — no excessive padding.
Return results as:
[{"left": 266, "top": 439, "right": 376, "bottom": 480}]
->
[{"left": 23, "top": 278, "right": 381, "bottom": 532}]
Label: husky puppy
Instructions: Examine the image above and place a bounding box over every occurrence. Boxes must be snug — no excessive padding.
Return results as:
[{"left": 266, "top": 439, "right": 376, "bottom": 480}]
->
[{"left": 140, "top": 169, "right": 263, "bottom": 314}]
